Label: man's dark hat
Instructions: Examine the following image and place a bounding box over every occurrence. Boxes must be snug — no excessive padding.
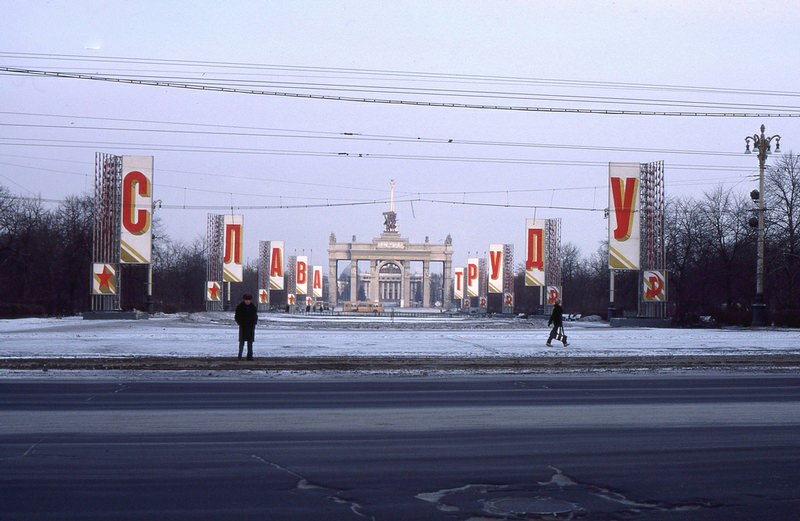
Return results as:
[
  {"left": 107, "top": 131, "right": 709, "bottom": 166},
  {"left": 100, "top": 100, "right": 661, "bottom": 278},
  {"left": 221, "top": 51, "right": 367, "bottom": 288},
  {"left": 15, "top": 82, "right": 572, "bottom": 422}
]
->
[{"left": 243, "top": 293, "right": 253, "bottom": 300}]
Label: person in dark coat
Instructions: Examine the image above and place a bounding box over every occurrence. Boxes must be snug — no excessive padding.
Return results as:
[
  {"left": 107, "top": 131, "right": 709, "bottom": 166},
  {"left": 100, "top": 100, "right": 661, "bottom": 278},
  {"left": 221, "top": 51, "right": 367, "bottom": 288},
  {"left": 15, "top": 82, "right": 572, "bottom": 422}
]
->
[
  {"left": 546, "top": 299, "right": 568, "bottom": 347},
  {"left": 235, "top": 293, "right": 258, "bottom": 360}
]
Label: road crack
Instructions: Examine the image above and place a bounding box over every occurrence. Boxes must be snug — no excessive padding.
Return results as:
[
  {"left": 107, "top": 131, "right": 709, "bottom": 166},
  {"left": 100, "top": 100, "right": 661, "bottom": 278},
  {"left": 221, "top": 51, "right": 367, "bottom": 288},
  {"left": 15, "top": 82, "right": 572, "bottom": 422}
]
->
[{"left": 250, "top": 454, "right": 374, "bottom": 520}]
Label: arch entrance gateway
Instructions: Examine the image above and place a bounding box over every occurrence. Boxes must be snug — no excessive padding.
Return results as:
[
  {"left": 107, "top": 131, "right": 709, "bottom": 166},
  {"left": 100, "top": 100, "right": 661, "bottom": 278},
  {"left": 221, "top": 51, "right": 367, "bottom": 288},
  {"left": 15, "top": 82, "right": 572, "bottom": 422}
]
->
[{"left": 327, "top": 181, "right": 453, "bottom": 309}]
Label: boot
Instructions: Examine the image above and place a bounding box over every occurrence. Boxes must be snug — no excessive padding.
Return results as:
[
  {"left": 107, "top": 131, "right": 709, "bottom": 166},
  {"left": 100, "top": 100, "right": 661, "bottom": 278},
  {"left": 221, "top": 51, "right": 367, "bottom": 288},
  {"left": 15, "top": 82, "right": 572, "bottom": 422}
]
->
[{"left": 238, "top": 342, "right": 244, "bottom": 360}]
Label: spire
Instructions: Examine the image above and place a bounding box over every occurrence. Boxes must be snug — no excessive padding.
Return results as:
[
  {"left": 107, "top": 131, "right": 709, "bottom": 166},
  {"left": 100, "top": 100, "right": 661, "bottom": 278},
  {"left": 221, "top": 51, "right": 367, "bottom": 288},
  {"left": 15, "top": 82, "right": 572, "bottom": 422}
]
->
[{"left": 383, "top": 179, "right": 398, "bottom": 233}]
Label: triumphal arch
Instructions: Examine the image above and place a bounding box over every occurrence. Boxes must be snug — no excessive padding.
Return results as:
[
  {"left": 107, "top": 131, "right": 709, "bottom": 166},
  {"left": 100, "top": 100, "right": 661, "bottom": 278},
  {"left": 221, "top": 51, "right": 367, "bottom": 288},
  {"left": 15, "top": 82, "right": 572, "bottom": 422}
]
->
[{"left": 327, "top": 181, "right": 453, "bottom": 309}]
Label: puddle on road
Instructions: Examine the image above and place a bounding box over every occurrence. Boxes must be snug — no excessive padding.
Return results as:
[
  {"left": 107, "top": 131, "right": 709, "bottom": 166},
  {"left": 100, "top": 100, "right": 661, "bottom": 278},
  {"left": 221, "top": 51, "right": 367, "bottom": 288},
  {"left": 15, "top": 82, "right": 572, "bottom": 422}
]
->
[{"left": 416, "top": 466, "right": 717, "bottom": 520}]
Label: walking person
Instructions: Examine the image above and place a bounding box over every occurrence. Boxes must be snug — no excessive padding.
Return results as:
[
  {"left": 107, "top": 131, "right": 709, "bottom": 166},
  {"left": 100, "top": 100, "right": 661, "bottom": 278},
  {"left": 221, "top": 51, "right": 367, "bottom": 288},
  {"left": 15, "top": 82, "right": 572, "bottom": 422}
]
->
[
  {"left": 235, "top": 293, "right": 258, "bottom": 360},
  {"left": 546, "top": 299, "right": 569, "bottom": 347}
]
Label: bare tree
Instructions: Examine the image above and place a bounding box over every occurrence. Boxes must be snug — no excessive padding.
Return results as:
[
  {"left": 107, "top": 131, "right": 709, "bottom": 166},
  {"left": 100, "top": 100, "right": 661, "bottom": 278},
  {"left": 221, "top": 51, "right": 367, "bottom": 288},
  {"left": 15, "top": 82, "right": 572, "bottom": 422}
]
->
[
  {"left": 697, "top": 185, "right": 754, "bottom": 309},
  {"left": 665, "top": 196, "right": 706, "bottom": 319},
  {"left": 766, "top": 152, "right": 800, "bottom": 308},
  {"left": 53, "top": 194, "right": 94, "bottom": 314}
]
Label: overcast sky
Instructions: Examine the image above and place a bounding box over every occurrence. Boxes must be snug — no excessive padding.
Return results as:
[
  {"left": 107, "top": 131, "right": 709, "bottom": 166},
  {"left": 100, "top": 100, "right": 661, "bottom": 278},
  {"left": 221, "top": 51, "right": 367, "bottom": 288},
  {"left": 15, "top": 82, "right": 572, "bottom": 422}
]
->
[{"left": 2, "top": 1, "right": 799, "bottom": 271}]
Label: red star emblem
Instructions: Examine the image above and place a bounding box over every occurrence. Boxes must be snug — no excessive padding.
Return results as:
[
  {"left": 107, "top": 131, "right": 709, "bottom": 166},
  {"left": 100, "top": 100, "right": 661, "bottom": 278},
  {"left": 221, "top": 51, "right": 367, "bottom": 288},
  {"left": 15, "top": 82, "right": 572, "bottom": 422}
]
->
[
  {"left": 208, "top": 283, "right": 220, "bottom": 300},
  {"left": 259, "top": 290, "right": 267, "bottom": 303},
  {"left": 96, "top": 265, "right": 114, "bottom": 293}
]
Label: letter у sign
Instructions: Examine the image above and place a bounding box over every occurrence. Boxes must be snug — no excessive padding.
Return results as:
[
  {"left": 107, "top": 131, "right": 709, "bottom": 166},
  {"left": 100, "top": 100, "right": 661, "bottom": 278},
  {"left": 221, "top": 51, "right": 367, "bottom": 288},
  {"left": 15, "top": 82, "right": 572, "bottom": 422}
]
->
[
  {"left": 223, "top": 215, "right": 244, "bottom": 282},
  {"left": 488, "top": 244, "right": 504, "bottom": 294},
  {"left": 608, "top": 163, "right": 640, "bottom": 270},
  {"left": 120, "top": 156, "right": 154, "bottom": 264}
]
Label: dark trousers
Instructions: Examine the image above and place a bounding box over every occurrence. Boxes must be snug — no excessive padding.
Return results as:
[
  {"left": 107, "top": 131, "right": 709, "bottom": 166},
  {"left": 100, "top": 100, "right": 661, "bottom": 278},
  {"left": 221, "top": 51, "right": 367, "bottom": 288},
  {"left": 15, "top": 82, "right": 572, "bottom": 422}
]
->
[
  {"left": 238, "top": 341, "right": 253, "bottom": 360},
  {"left": 238, "top": 327, "right": 255, "bottom": 360},
  {"left": 547, "top": 324, "right": 565, "bottom": 345}
]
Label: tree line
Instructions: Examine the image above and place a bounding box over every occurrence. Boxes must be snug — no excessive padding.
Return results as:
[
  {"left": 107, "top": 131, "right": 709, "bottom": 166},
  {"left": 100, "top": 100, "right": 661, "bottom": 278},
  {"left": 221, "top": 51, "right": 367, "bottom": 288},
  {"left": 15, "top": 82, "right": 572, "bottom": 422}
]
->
[{"left": 2, "top": 153, "right": 798, "bottom": 325}]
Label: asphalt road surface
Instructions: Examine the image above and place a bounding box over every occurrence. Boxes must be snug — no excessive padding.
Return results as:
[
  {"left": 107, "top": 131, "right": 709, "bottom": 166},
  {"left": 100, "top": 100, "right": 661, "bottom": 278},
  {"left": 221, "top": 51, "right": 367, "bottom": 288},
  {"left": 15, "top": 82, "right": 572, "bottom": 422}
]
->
[{"left": 1, "top": 374, "right": 799, "bottom": 520}]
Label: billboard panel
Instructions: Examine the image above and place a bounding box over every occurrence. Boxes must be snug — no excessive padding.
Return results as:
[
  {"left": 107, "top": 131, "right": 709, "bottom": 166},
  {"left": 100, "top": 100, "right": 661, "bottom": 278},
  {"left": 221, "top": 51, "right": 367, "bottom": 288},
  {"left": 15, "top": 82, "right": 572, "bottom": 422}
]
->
[
  {"left": 92, "top": 263, "right": 117, "bottom": 295},
  {"left": 642, "top": 270, "right": 667, "bottom": 302},
  {"left": 120, "top": 156, "right": 153, "bottom": 264},
  {"left": 223, "top": 214, "right": 244, "bottom": 282},
  {"left": 206, "top": 281, "right": 222, "bottom": 302},
  {"left": 295, "top": 256, "right": 308, "bottom": 295},
  {"left": 453, "top": 267, "right": 465, "bottom": 300},
  {"left": 525, "top": 219, "right": 546, "bottom": 286},
  {"left": 312, "top": 265, "right": 323, "bottom": 298},
  {"left": 547, "top": 286, "right": 561, "bottom": 305},
  {"left": 466, "top": 258, "right": 479, "bottom": 298},
  {"left": 269, "top": 241, "right": 285, "bottom": 290},
  {"left": 609, "top": 163, "right": 641, "bottom": 269},
  {"left": 488, "top": 244, "right": 504, "bottom": 294}
]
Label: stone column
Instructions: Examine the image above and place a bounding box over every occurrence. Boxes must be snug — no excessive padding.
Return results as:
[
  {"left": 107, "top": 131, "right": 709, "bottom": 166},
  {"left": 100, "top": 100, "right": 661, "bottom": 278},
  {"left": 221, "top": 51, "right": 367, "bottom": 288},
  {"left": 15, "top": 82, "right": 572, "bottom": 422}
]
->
[
  {"left": 328, "top": 258, "right": 338, "bottom": 308},
  {"left": 350, "top": 259, "right": 358, "bottom": 302},
  {"left": 370, "top": 260, "right": 380, "bottom": 302},
  {"left": 443, "top": 258, "right": 452, "bottom": 309},
  {"left": 402, "top": 261, "right": 411, "bottom": 308},
  {"left": 422, "top": 260, "right": 431, "bottom": 308}
]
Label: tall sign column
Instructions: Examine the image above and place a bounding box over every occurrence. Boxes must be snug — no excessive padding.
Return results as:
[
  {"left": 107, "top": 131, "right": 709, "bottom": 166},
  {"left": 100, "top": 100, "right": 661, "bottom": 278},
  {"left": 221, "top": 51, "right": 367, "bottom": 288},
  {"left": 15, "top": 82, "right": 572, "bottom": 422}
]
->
[
  {"left": 205, "top": 215, "right": 224, "bottom": 311},
  {"left": 91, "top": 153, "right": 122, "bottom": 312}
]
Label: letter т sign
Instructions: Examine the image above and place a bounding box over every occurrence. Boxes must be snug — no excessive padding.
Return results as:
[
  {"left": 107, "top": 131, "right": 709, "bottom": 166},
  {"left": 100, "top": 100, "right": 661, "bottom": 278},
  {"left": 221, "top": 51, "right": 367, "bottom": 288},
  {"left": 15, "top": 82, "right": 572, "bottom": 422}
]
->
[{"left": 120, "top": 156, "right": 154, "bottom": 264}]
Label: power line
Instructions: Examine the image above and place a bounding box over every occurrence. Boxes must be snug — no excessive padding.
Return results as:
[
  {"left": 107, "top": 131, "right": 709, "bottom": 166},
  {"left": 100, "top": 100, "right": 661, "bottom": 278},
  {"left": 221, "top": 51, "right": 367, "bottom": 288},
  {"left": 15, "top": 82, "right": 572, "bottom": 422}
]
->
[
  {"left": 3, "top": 51, "right": 799, "bottom": 99},
  {"left": 0, "top": 192, "right": 606, "bottom": 213},
  {"left": 0, "top": 136, "right": 761, "bottom": 172},
  {"left": 0, "top": 118, "right": 748, "bottom": 158},
  {"left": 0, "top": 155, "right": 753, "bottom": 204},
  {"left": 2, "top": 66, "right": 799, "bottom": 117},
  {"left": 18, "top": 69, "right": 798, "bottom": 113}
]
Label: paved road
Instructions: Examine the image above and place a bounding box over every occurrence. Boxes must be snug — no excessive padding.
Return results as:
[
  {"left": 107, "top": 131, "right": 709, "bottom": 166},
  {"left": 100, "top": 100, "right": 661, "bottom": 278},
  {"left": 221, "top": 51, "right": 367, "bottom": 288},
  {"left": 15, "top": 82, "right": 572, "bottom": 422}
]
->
[{"left": 1, "top": 374, "right": 799, "bottom": 520}]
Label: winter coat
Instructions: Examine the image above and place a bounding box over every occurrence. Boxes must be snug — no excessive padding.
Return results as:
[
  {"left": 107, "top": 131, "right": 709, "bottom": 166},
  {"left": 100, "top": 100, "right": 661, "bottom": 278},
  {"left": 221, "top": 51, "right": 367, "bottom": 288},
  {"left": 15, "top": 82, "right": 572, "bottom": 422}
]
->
[
  {"left": 235, "top": 302, "right": 258, "bottom": 342},
  {"left": 548, "top": 303, "right": 563, "bottom": 328}
]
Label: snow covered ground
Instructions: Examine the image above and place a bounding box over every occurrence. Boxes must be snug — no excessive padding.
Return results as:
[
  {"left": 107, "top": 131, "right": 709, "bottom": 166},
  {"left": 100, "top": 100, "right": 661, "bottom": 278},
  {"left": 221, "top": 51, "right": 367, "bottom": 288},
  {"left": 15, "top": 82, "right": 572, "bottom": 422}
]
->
[{"left": 1, "top": 312, "right": 799, "bottom": 359}]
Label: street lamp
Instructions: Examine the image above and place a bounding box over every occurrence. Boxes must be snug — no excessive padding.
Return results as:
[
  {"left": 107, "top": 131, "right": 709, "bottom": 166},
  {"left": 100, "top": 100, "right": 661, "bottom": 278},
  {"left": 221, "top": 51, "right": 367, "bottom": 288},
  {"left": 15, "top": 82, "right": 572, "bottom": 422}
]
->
[{"left": 744, "top": 124, "right": 781, "bottom": 326}]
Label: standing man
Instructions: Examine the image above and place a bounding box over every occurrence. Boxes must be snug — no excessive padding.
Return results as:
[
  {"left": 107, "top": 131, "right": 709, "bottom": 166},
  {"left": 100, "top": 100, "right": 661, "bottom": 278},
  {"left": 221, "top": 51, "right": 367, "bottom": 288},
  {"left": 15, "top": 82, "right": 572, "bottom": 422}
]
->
[
  {"left": 546, "top": 299, "right": 568, "bottom": 347},
  {"left": 235, "top": 293, "right": 258, "bottom": 360}
]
